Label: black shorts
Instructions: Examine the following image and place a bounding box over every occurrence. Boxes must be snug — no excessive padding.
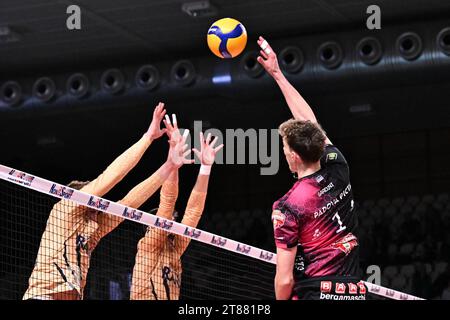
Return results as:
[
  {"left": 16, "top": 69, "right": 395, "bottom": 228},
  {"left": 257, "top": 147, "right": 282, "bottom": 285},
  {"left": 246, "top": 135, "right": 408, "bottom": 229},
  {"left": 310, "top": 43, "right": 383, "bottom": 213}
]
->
[{"left": 292, "top": 276, "right": 367, "bottom": 300}]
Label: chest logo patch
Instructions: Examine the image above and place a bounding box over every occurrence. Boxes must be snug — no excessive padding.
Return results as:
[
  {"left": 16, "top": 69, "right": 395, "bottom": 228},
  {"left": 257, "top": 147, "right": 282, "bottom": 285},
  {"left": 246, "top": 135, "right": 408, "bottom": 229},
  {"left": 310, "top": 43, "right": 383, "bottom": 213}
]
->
[
  {"left": 327, "top": 152, "right": 338, "bottom": 161},
  {"left": 272, "top": 210, "right": 286, "bottom": 229}
]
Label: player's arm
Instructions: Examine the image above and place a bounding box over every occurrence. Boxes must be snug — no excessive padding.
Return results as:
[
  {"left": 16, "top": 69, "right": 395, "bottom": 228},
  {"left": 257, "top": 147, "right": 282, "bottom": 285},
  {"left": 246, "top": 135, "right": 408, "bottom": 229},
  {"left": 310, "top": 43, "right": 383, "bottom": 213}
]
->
[
  {"left": 130, "top": 225, "right": 163, "bottom": 300},
  {"left": 154, "top": 113, "right": 182, "bottom": 220},
  {"left": 272, "top": 204, "right": 299, "bottom": 300},
  {"left": 81, "top": 102, "right": 168, "bottom": 197},
  {"left": 144, "top": 114, "right": 184, "bottom": 251},
  {"left": 94, "top": 128, "right": 192, "bottom": 241},
  {"left": 275, "top": 246, "right": 297, "bottom": 300},
  {"left": 176, "top": 132, "right": 223, "bottom": 256},
  {"left": 132, "top": 169, "right": 179, "bottom": 264},
  {"left": 257, "top": 37, "right": 332, "bottom": 145},
  {"left": 155, "top": 170, "right": 179, "bottom": 219},
  {"left": 130, "top": 120, "right": 189, "bottom": 301}
]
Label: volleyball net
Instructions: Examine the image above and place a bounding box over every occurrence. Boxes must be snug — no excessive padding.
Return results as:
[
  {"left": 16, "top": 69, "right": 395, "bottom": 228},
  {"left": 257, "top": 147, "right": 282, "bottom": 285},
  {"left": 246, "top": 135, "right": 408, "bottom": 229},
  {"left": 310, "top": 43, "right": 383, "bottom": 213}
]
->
[{"left": 0, "top": 164, "right": 423, "bottom": 300}]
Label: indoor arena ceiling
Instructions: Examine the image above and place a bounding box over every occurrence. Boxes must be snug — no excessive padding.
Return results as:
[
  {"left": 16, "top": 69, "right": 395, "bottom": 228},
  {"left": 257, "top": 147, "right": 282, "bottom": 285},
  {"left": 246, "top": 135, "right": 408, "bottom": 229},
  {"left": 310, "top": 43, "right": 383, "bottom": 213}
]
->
[{"left": 1, "top": 0, "right": 450, "bottom": 75}]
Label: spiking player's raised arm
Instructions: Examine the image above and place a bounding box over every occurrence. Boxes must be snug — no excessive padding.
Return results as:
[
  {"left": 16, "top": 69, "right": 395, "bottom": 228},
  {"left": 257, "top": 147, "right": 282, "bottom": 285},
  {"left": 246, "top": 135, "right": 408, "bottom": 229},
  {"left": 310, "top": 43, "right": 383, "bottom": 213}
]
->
[{"left": 257, "top": 36, "right": 332, "bottom": 145}]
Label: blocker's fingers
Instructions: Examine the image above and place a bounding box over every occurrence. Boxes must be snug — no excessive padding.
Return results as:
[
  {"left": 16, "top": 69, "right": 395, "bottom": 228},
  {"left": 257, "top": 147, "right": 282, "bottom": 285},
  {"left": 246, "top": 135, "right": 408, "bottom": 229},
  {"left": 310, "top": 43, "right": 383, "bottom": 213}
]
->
[
  {"left": 183, "top": 149, "right": 191, "bottom": 158},
  {"left": 210, "top": 136, "right": 219, "bottom": 148},
  {"left": 172, "top": 114, "right": 178, "bottom": 127},
  {"left": 214, "top": 144, "right": 224, "bottom": 153},
  {"left": 181, "top": 128, "right": 190, "bottom": 143},
  {"left": 164, "top": 114, "right": 172, "bottom": 126}
]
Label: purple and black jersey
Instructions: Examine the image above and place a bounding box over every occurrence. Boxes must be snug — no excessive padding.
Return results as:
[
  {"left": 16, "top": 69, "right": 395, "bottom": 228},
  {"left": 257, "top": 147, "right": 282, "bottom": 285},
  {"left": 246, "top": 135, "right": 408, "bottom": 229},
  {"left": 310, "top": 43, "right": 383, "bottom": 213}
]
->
[{"left": 272, "top": 145, "right": 359, "bottom": 280}]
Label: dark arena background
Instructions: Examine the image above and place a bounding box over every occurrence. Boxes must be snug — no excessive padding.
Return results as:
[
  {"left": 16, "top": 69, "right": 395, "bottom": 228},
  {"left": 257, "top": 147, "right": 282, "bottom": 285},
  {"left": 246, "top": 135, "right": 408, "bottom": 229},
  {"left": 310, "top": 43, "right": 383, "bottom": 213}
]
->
[{"left": 1, "top": 0, "right": 450, "bottom": 302}]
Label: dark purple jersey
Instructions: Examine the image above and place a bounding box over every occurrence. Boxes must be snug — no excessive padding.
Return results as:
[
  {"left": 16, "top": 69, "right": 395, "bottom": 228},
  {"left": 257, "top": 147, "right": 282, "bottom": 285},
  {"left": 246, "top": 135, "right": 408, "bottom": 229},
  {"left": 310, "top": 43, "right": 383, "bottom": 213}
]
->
[{"left": 272, "top": 145, "right": 359, "bottom": 279}]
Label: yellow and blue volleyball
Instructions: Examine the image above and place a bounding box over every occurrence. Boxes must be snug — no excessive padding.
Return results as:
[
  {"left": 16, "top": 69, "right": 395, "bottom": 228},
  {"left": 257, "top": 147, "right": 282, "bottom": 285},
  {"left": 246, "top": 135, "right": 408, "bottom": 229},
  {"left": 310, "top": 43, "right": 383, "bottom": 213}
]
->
[{"left": 207, "top": 18, "right": 247, "bottom": 59}]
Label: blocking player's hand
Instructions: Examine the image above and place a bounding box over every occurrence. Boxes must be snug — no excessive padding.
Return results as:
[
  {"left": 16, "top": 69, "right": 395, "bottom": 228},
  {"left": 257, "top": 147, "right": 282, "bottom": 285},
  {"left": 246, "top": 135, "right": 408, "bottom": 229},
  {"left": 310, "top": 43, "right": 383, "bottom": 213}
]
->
[
  {"left": 146, "top": 102, "right": 167, "bottom": 141},
  {"left": 168, "top": 129, "right": 194, "bottom": 169},
  {"left": 192, "top": 132, "right": 224, "bottom": 166},
  {"left": 163, "top": 113, "right": 182, "bottom": 145}
]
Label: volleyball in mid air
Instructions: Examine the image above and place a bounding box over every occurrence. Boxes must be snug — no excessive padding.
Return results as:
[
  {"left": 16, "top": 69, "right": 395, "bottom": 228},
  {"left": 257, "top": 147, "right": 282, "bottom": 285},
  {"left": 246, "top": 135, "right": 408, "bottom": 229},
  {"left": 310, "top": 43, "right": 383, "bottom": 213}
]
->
[{"left": 207, "top": 18, "right": 247, "bottom": 59}]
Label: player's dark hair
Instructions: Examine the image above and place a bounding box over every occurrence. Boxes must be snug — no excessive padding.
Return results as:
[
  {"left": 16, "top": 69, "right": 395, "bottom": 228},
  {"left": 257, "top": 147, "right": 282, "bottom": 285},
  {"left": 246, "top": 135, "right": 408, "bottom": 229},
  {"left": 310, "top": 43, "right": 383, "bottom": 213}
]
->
[
  {"left": 278, "top": 119, "right": 326, "bottom": 163},
  {"left": 67, "top": 180, "right": 90, "bottom": 190}
]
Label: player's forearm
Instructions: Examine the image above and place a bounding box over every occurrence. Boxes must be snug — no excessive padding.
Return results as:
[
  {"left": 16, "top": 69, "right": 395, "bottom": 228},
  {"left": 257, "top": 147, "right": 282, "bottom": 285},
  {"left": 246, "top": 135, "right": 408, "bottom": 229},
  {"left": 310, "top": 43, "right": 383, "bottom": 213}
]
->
[
  {"left": 180, "top": 167, "right": 210, "bottom": 228},
  {"left": 193, "top": 168, "right": 210, "bottom": 193},
  {"left": 177, "top": 188, "right": 207, "bottom": 255},
  {"left": 156, "top": 169, "right": 179, "bottom": 219},
  {"left": 83, "top": 134, "right": 153, "bottom": 196},
  {"left": 109, "top": 134, "right": 154, "bottom": 175},
  {"left": 275, "top": 274, "right": 294, "bottom": 300},
  {"left": 275, "top": 75, "right": 318, "bottom": 123},
  {"left": 182, "top": 190, "right": 207, "bottom": 228},
  {"left": 119, "top": 160, "right": 176, "bottom": 208}
]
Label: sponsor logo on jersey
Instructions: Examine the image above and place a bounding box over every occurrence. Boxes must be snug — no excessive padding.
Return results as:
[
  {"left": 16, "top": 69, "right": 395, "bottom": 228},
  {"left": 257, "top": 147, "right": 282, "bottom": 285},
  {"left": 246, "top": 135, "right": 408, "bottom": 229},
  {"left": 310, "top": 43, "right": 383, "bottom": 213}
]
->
[
  {"left": 319, "top": 280, "right": 366, "bottom": 300},
  {"left": 320, "top": 281, "right": 332, "bottom": 293},
  {"left": 294, "top": 253, "right": 305, "bottom": 272},
  {"left": 319, "top": 293, "right": 366, "bottom": 300},
  {"left": 348, "top": 282, "right": 358, "bottom": 294},
  {"left": 335, "top": 283, "right": 346, "bottom": 294},
  {"left": 271, "top": 210, "right": 286, "bottom": 229},
  {"left": 331, "top": 233, "right": 358, "bottom": 255},
  {"left": 318, "top": 182, "right": 334, "bottom": 197},
  {"left": 314, "top": 184, "right": 352, "bottom": 218},
  {"left": 313, "top": 229, "right": 321, "bottom": 239},
  {"left": 357, "top": 281, "right": 367, "bottom": 294},
  {"left": 326, "top": 152, "right": 338, "bottom": 161}
]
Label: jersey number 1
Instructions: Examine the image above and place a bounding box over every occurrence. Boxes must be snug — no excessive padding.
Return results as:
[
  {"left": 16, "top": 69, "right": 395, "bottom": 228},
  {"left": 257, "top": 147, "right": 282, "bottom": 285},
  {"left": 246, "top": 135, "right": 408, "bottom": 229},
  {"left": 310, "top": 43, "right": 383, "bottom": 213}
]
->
[{"left": 332, "top": 213, "right": 347, "bottom": 234}]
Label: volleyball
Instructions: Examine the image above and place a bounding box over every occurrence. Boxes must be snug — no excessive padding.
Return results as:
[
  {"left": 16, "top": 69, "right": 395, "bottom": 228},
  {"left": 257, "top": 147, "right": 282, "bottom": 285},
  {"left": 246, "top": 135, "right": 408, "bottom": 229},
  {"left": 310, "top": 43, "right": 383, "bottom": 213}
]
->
[{"left": 207, "top": 18, "right": 247, "bottom": 59}]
